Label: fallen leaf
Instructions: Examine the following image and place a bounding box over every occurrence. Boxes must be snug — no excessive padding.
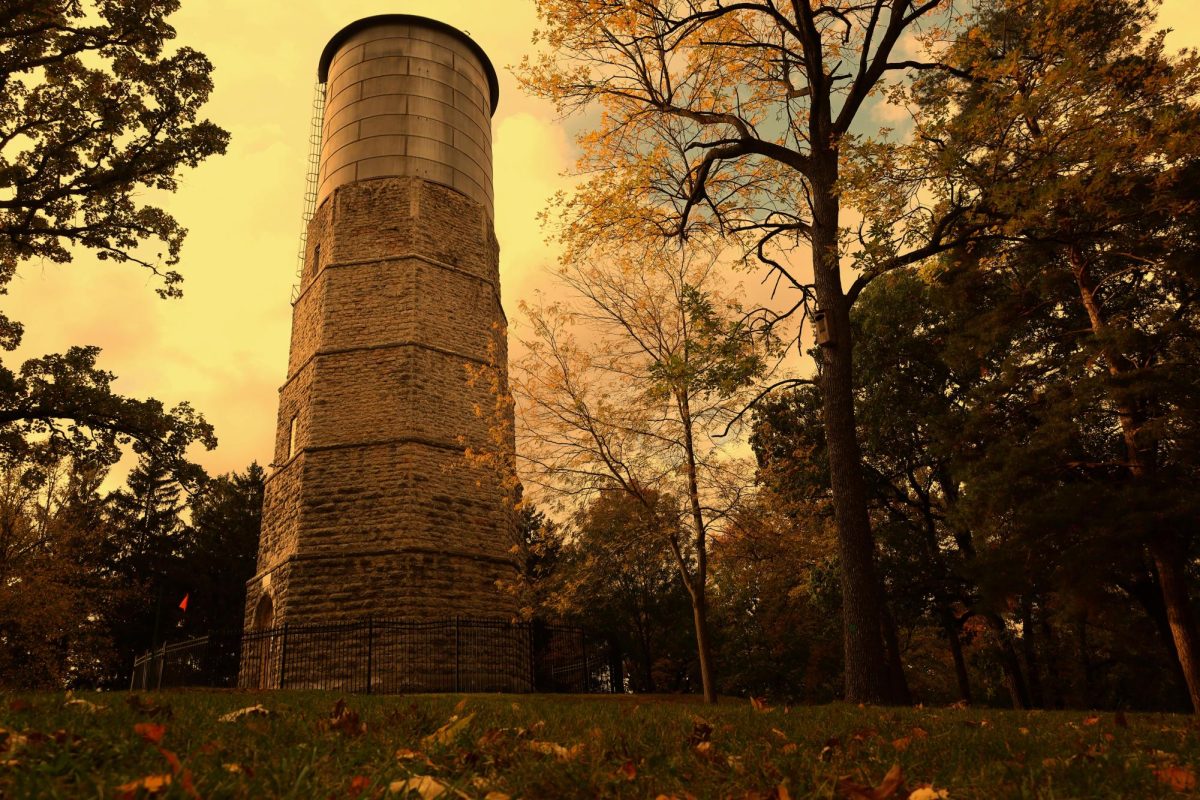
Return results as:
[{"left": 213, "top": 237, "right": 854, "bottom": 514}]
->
[
  {"left": 1083, "top": 716, "right": 1100, "bottom": 726},
  {"left": 396, "top": 748, "right": 437, "bottom": 768},
  {"left": 453, "top": 698, "right": 469, "bottom": 714},
  {"left": 1018, "top": 727, "right": 1029, "bottom": 736},
  {"left": 390, "top": 775, "right": 450, "bottom": 799},
  {"left": 115, "top": 774, "right": 171, "bottom": 797},
  {"left": 837, "top": 763, "right": 905, "bottom": 799},
  {"left": 326, "top": 699, "right": 366, "bottom": 736},
  {"left": 782, "top": 743, "right": 799, "bottom": 754},
  {"left": 126, "top": 696, "right": 173, "bottom": 719},
  {"left": 771, "top": 728, "right": 789, "bottom": 741},
  {"left": 1155, "top": 765, "right": 1198, "bottom": 792},
  {"left": 891, "top": 737, "right": 911, "bottom": 752},
  {"left": 617, "top": 760, "right": 637, "bottom": 780},
  {"left": 218, "top": 704, "right": 272, "bottom": 723},
  {"left": 422, "top": 713, "right": 476, "bottom": 748},
  {"left": 526, "top": 740, "right": 584, "bottom": 761},
  {"left": 63, "top": 691, "right": 106, "bottom": 713},
  {"left": 907, "top": 786, "right": 950, "bottom": 800},
  {"left": 484, "top": 793, "right": 511, "bottom": 800},
  {"left": 689, "top": 720, "right": 713, "bottom": 747},
  {"left": 134, "top": 722, "right": 166, "bottom": 745},
  {"left": 350, "top": 775, "right": 372, "bottom": 798},
  {"left": 750, "top": 696, "right": 772, "bottom": 712}
]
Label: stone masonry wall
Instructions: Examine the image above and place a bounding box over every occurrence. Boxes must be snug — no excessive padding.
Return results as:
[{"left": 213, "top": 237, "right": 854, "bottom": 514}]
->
[{"left": 247, "top": 174, "right": 516, "bottom": 632}]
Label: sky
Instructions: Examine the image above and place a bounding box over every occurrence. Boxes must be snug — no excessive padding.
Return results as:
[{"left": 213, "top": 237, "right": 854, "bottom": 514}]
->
[{"left": 6, "top": 0, "right": 1199, "bottom": 478}]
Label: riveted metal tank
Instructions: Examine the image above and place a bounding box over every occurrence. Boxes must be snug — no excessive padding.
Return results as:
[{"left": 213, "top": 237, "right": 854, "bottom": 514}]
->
[{"left": 315, "top": 15, "right": 499, "bottom": 211}]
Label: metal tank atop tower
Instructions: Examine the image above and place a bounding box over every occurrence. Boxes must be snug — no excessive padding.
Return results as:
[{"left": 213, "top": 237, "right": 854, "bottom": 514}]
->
[
  {"left": 243, "top": 15, "right": 518, "bottom": 685},
  {"left": 315, "top": 15, "right": 499, "bottom": 210}
]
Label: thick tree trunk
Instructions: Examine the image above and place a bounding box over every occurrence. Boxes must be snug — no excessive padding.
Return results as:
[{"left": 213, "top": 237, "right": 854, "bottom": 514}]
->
[
  {"left": 1149, "top": 536, "right": 1200, "bottom": 713},
  {"left": 810, "top": 173, "right": 893, "bottom": 704},
  {"left": 1072, "top": 250, "right": 1200, "bottom": 712}
]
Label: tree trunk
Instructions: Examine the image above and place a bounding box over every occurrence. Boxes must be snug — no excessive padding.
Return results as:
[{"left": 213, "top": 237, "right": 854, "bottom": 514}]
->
[
  {"left": 691, "top": 591, "right": 717, "bottom": 704},
  {"left": 677, "top": 390, "right": 717, "bottom": 704},
  {"left": 1149, "top": 535, "right": 1200, "bottom": 713},
  {"left": 1072, "top": 249, "right": 1200, "bottom": 712},
  {"left": 986, "top": 612, "right": 1031, "bottom": 709},
  {"left": 880, "top": 604, "right": 913, "bottom": 705},
  {"left": 941, "top": 607, "right": 972, "bottom": 704},
  {"left": 810, "top": 171, "right": 892, "bottom": 704},
  {"left": 1020, "top": 596, "right": 1045, "bottom": 708}
]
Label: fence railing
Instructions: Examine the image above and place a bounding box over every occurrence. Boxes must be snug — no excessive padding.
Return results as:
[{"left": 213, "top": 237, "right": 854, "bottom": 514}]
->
[{"left": 130, "top": 617, "right": 621, "bottom": 694}]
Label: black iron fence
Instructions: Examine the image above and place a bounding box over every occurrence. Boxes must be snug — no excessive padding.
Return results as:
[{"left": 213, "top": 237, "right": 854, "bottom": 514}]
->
[{"left": 130, "top": 618, "right": 621, "bottom": 694}]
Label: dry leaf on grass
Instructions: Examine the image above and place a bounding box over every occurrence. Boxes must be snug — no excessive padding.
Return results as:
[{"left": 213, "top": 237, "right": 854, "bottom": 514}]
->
[
  {"left": 325, "top": 699, "right": 366, "bottom": 736},
  {"left": 63, "top": 691, "right": 106, "bottom": 713},
  {"left": 907, "top": 787, "right": 950, "bottom": 800},
  {"left": 114, "top": 774, "right": 171, "bottom": 797},
  {"left": 134, "top": 722, "right": 166, "bottom": 745},
  {"left": 526, "top": 739, "right": 585, "bottom": 761},
  {"left": 396, "top": 748, "right": 437, "bottom": 768},
  {"left": 837, "top": 763, "right": 905, "bottom": 800},
  {"left": 483, "top": 793, "right": 511, "bottom": 800},
  {"left": 422, "top": 713, "right": 476, "bottom": 748},
  {"left": 218, "top": 704, "right": 272, "bottom": 723},
  {"left": 389, "top": 774, "right": 471, "bottom": 799},
  {"left": 750, "top": 696, "right": 772, "bottom": 712},
  {"left": 616, "top": 760, "right": 637, "bottom": 780},
  {"left": 1154, "top": 765, "right": 1198, "bottom": 792},
  {"left": 126, "top": 696, "right": 173, "bottom": 719}
]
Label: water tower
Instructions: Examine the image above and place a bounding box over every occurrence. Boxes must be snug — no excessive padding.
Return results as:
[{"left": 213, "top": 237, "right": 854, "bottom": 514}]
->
[{"left": 244, "top": 15, "right": 517, "bottom": 634}]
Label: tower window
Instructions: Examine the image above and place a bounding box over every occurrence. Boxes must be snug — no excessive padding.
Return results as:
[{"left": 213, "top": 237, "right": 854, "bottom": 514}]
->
[{"left": 288, "top": 416, "right": 298, "bottom": 459}]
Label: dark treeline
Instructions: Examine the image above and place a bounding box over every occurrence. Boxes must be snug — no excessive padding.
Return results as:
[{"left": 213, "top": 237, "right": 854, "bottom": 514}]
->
[{"left": 0, "top": 452, "right": 262, "bottom": 689}]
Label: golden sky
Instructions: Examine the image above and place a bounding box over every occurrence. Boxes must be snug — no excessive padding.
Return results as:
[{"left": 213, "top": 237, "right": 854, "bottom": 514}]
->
[{"left": 6, "top": 1, "right": 1198, "bottom": 477}]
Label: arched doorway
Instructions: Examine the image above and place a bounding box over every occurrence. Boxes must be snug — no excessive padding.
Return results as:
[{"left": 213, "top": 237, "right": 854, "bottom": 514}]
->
[{"left": 253, "top": 593, "right": 275, "bottom": 689}]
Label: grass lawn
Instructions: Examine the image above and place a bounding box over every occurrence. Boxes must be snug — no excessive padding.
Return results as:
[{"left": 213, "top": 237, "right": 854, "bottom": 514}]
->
[{"left": 1, "top": 691, "right": 1198, "bottom": 799}]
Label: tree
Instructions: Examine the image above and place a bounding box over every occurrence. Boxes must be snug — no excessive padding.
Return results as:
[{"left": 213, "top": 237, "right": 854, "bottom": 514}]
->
[
  {"left": 520, "top": 0, "right": 971, "bottom": 702},
  {"left": 0, "top": 0, "right": 229, "bottom": 333},
  {"left": 906, "top": 0, "right": 1200, "bottom": 710},
  {"left": 514, "top": 249, "right": 764, "bottom": 703},
  {"left": 550, "top": 489, "right": 695, "bottom": 693},
  {"left": 177, "top": 463, "right": 264, "bottom": 637},
  {"left": 0, "top": 450, "right": 122, "bottom": 688},
  {"left": 0, "top": 0, "right": 226, "bottom": 473}
]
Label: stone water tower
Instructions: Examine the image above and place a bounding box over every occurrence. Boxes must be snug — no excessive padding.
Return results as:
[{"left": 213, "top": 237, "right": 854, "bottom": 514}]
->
[{"left": 244, "top": 15, "right": 517, "bottom": 633}]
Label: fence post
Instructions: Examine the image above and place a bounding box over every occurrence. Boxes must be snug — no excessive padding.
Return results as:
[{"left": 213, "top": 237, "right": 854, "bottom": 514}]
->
[
  {"left": 366, "top": 616, "right": 374, "bottom": 695},
  {"left": 454, "top": 616, "right": 461, "bottom": 693},
  {"left": 279, "top": 623, "right": 289, "bottom": 690},
  {"left": 155, "top": 641, "right": 167, "bottom": 691}
]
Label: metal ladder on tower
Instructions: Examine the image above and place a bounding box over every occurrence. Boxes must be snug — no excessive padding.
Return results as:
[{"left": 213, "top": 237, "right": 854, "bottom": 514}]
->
[{"left": 292, "top": 81, "right": 327, "bottom": 305}]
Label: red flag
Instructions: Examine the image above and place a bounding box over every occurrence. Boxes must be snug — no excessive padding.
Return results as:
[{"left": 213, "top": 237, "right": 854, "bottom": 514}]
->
[{"left": 178, "top": 594, "right": 189, "bottom": 612}]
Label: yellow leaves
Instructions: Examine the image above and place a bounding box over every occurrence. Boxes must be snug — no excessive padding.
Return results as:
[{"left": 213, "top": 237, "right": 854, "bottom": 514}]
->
[
  {"left": 218, "top": 704, "right": 272, "bottom": 723},
  {"left": 526, "top": 739, "right": 585, "bottom": 760},
  {"left": 114, "top": 773, "right": 172, "bottom": 797},
  {"left": 62, "top": 691, "right": 106, "bottom": 713},
  {"left": 389, "top": 774, "right": 458, "bottom": 799},
  {"left": 907, "top": 787, "right": 951, "bottom": 800},
  {"left": 422, "top": 713, "right": 476, "bottom": 748}
]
